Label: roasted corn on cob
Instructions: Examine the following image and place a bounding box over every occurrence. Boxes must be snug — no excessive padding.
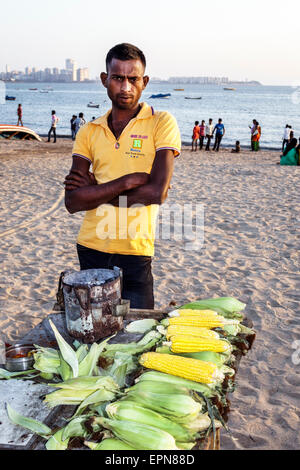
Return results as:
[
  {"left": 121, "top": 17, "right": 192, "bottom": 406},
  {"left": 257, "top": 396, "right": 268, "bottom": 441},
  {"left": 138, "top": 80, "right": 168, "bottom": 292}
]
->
[
  {"left": 139, "top": 352, "right": 224, "bottom": 385},
  {"left": 167, "top": 334, "right": 231, "bottom": 354}
]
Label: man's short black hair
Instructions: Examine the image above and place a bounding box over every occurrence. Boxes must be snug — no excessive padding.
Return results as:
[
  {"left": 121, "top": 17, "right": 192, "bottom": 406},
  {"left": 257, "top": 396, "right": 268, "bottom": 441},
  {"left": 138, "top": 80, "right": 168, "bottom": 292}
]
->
[{"left": 106, "top": 43, "right": 146, "bottom": 71}]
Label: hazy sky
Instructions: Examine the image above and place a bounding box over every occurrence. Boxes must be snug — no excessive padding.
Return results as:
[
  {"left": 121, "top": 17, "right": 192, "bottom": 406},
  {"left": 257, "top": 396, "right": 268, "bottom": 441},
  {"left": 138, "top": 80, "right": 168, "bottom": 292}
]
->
[{"left": 1, "top": 0, "right": 300, "bottom": 85}]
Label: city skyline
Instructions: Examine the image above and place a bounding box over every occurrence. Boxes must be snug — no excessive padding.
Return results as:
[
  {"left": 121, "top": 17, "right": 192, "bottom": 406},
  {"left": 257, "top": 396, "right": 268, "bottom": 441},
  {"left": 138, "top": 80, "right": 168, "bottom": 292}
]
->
[
  {"left": 1, "top": 58, "right": 90, "bottom": 83},
  {"left": 1, "top": 0, "right": 300, "bottom": 86}
]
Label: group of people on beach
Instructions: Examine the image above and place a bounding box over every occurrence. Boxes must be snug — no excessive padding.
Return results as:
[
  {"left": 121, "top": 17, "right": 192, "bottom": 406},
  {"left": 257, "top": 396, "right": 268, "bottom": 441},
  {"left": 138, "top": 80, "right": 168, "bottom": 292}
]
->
[
  {"left": 192, "top": 118, "right": 225, "bottom": 152},
  {"left": 70, "top": 113, "right": 87, "bottom": 140}
]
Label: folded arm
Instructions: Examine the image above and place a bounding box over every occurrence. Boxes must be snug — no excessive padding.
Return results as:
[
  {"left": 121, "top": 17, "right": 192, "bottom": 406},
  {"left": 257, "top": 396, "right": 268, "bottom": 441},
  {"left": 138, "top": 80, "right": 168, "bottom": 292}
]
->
[
  {"left": 108, "top": 149, "right": 175, "bottom": 207},
  {"left": 64, "top": 157, "right": 149, "bottom": 214}
]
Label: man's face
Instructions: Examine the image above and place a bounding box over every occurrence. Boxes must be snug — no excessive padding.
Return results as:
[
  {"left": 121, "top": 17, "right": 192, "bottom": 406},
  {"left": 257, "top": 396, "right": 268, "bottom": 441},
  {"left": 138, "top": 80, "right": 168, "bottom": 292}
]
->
[{"left": 101, "top": 58, "right": 149, "bottom": 110}]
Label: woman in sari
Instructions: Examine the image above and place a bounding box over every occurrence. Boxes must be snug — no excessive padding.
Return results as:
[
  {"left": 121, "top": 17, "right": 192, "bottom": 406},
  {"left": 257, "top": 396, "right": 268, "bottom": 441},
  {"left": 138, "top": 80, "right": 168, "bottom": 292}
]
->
[{"left": 280, "top": 138, "right": 298, "bottom": 166}]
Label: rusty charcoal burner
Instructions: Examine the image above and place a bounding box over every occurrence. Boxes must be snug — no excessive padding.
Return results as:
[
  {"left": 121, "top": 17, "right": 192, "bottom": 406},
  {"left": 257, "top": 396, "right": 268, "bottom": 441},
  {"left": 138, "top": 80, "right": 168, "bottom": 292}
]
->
[{"left": 62, "top": 268, "right": 129, "bottom": 343}]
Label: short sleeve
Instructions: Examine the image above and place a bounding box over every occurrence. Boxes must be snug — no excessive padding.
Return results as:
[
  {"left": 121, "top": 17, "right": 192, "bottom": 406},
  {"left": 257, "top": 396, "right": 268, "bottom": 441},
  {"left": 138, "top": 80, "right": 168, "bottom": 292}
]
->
[
  {"left": 72, "top": 124, "right": 93, "bottom": 163},
  {"left": 154, "top": 112, "right": 181, "bottom": 157}
]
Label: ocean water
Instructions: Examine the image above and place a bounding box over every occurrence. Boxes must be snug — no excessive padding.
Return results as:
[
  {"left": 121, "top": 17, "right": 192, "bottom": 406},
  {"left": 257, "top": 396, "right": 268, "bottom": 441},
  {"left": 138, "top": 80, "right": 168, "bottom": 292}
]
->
[{"left": 1, "top": 81, "right": 299, "bottom": 149}]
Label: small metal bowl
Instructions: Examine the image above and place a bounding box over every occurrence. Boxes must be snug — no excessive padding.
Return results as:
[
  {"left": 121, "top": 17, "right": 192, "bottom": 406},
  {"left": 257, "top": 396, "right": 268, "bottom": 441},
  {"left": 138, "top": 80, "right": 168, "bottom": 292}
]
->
[{"left": 5, "top": 344, "right": 36, "bottom": 372}]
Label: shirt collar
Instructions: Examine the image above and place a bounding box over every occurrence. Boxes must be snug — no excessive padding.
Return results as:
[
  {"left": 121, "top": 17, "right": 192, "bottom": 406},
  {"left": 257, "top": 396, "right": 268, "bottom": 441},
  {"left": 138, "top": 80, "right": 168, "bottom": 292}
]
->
[{"left": 91, "top": 102, "right": 154, "bottom": 127}]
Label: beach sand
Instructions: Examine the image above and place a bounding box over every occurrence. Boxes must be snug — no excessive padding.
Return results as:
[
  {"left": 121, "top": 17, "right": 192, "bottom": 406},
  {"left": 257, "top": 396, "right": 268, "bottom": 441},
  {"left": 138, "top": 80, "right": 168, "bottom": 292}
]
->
[{"left": 0, "top": 138, "right": 299, "bottom": 450}]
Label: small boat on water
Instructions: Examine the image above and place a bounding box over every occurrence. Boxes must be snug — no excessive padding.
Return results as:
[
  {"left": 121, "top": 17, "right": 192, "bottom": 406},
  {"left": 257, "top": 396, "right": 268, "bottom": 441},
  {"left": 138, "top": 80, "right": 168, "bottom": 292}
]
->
[
  {"left": 149, "top": 93, "right": 171, "bottom": 99},
  {"left": 224, "top": 87, "right": 236, "bottom": 91},
  {"left": 29, "top": 88, "right": 38, "bottom": 91},
  {"left": 40, "top": 90, "right": 49, "bottom": 93},
  {"left": 184, "top": 96, "right": 202, "bottom": 100},
  {"left": 174, "top": 88, "right": 184, "bottom": 91},
  {"left": 87, "top": 102, "right": 100, "bottom": 108},
  {"left": 0, "top": 125, "right": 42, "bottom": 141},
  {"left": 5, "top": 95, "right": 16, "bottom": 101}
]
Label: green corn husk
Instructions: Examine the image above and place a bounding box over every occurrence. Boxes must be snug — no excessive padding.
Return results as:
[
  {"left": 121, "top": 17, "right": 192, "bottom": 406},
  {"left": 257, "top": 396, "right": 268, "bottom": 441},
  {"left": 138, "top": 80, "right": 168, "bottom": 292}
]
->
[
  {"left": 33, "top": 346, "right": 61, "bottom": 375},
  {"left": 221, "top": 324, "right": 241, "bottom": 336},
  {"left": 135, "top": 371, "right": 216, "bottom": 397},
  {"left": 183, "top": 412, "right": 211, "bottom": 433},
  {"left": 47, "top": 376, "right": 119, "bottom": 391},
  {"left": 48, "top": 319, "right": 79, "bottom": 378},
  {"left": 125, "top": 319, "right": 158, "bottom": 334},
  {"left": 78, "top": 342, "right": 107, "bottom": 377},
  {"left": 102, "top": 331, "right": 162, "bottom": 358},
  {"left": 58, "top": 354, "right": 73, "bottom": 381},
  {"left": 179, "top": 297, "right": 246, "bottom": 320},
  {"left": 73, "top": 388, "right": 117, "bottom": 417},
  {"left": 95, "top": 417, "right": 179, "bottom": 450},
  {"left": 123, "top": 390, "right": 202, "bottom": 424},
  {"left": 0, "top": 368, "right": 37, "bottom": 380},
  {"left": 44, "top": 388, "right": 96, "bottom": 408},
  {"left": 75, "top": 344, "right": 89, "bottom": 362},
  {"left": 105, "top": 352, "right": 139, "bottom": 388},
  {"left": 6, "top": 403, "right": 52, "bottom": 438},
  {"left": 126, "top": 381, "right": 189, "bottom": 396},
  {"left": 61, "top": 416, "right": 90, "bottom": 441},
  {"left": 106, "top": 401, "right": 195, "bottom": 443},
  {"left": 84, "top": 438, "right": 136, "bottom": 450},
  {"left": 45, "top": 429, "right": 70, "bottom": 450}
]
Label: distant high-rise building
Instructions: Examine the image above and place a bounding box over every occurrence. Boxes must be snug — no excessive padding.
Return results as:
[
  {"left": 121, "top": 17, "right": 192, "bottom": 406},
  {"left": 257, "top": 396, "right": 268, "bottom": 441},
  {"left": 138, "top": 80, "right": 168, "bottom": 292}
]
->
[
  {"left": 66, "top": 58, "right": 77, "bottom": 81},
  {"left": 25, "top": 67, "right": 32, "bottom": 76},
  {"left": 77, "top": 67, "right": 89, "bottom": 82}
]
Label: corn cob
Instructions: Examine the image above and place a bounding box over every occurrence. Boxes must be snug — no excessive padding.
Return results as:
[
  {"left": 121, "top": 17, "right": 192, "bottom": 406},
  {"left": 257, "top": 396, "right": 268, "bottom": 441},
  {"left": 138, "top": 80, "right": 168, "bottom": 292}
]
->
[
  {"left": 168, "top": 334, "right": 231, "bottom": 354},
  {"left": 106, "top": 401, "right": 195, "bottom": 443},
  {"left": 139, "top": 352, "right": 224, "bottom": 385},
  {"left": 166, "top": 325, "right": 219, "bottom": 340},
  {"left": 95, "top": 417, "right": 179, "bottom": 450},
  {"left": 167, "top": 315, "right": 224, "bottom": 329}
]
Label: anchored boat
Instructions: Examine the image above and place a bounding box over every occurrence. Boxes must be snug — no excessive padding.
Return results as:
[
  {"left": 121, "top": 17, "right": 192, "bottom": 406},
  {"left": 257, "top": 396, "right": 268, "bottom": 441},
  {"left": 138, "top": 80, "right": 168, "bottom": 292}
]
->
[{"left": 149, "top": 93, "right": 171, "bottom": 99}]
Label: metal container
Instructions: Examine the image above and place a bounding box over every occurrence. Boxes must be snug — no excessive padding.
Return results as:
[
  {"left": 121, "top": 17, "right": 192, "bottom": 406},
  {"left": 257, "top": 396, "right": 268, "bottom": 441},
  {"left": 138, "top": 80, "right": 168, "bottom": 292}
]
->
[
  {"left": 62, "top": 268, "right": 130, "bottom": 343},
  {"left": 5, "top": 344, "right": 35, "bottom": 372}
]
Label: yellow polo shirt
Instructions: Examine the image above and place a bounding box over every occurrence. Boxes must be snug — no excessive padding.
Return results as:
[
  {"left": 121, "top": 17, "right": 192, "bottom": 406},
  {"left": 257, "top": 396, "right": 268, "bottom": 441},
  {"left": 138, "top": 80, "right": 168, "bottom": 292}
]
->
[{"left": 72, "top": 102, "right": 181, "bottom": 256}]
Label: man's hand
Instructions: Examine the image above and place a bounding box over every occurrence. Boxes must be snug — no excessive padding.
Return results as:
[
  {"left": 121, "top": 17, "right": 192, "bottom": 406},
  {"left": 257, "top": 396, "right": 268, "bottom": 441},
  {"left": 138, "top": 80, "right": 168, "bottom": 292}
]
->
[
  {"left": 64, "top": 169, "right": 97, "bottom": 191},
  {"left": 123, "top": 172, "right": 150, "bottom": 190}
]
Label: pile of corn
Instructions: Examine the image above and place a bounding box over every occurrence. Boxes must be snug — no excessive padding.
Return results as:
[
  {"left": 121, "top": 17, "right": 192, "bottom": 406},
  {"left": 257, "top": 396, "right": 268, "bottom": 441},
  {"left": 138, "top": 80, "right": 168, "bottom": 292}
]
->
[{"left": 4, "top": 297, "right": 255, "bottom": 450}]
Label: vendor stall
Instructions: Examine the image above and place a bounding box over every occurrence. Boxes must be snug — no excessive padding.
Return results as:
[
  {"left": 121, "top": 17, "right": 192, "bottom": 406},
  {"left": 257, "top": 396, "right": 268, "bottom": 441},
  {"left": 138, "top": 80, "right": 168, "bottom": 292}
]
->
[{"left": 0, "top": 269, "right": 255, "bottom": 451}]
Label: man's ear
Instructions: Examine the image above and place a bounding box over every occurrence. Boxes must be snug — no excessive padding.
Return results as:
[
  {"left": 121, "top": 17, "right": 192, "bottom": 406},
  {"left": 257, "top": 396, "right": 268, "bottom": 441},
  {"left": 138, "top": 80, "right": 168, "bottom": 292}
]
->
[
  {"left": 143, "top": 75, "right": 150, "bottom": 89},
  {"left": 100, "top": 72, "right": 108, "bottom": 88}
]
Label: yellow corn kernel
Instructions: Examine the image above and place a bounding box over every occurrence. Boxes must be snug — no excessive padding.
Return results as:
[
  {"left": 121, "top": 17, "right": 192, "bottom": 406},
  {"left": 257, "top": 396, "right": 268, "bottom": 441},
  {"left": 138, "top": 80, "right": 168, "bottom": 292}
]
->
[
  {"left": 139, "top": 352, "right": 220, "bottom": 385},
  {"left": 168, "top": 316, "right": 224, "bottom": 329},
  {"left": 169, "top": 335, "right": 231, "bottom": 354},
  {"left": 166, "top": 325, "right": 219, "bottom": 341}
]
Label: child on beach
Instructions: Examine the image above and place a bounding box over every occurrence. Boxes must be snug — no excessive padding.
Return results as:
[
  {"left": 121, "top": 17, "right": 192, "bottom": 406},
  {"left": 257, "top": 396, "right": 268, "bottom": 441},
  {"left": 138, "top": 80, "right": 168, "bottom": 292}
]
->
[
  {"left": 192, "top": 121, "right": 200, "bottom": 151},
  {"left": 231, "top": 141, "right": 241, "bottom": 153}
]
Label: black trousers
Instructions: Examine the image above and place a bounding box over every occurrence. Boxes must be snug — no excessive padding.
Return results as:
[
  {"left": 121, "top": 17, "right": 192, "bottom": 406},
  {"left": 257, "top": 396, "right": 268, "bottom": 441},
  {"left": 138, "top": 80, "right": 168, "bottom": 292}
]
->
[
  {"left": 199, "top": 136, "right": 205, "bottom": 150},
  {"left": 48, "top": 126, "right": 56, "bottom": 142},
  {"left": 213, "top": 134, "right": 223, "bottom": 151},
  {"left": 77, "top": 244, "right": 154, "bottom": 309},
  {"left": 205, "top": 135, "right": 212, "bottom": 150}
]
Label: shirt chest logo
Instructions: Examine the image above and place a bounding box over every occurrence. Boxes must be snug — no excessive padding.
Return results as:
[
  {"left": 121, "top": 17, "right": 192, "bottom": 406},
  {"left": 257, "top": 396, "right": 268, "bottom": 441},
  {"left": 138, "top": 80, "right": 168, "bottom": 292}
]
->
[{"left": 132, "top": 138, "right": 143, "bottom": 149}]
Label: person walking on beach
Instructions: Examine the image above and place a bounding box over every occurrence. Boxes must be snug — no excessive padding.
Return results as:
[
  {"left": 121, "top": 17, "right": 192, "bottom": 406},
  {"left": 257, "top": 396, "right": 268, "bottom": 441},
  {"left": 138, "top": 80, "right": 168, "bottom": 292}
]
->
[
  {"left": 74, "top": 113, "right": 86, "bottom": 137},
  {"left": 70, "top": 115, "right": 77, "bottom": 141},
  {"left": 47, "top": 110, "right": 59, "bottom": 143},
  {"left": 213, "top": 118, "right": 225, "bottom": 151},
  {"left": 282, "top": 125, "right": 292, "bottom": 152},
  {"left": 17, "top": 104, "right": 23, "bottom": 126},
  {"left": 192, "top": 121, "right": 200, "bottom": 151},
  {"left": 64, "top": 43, "right": 181, "bottom": 309},
  {"left": 205, "top": 118, "right": 214, "bottom": 151},
  {"left": 199, "top": 120, "right": 206, "bottom": 150}
]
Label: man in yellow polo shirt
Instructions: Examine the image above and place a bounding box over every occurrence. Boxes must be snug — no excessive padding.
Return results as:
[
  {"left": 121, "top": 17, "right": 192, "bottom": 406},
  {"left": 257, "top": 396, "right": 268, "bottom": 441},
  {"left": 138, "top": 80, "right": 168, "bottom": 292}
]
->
[{"left": 64, "top": 43, "right": 181, "bottom": 309}]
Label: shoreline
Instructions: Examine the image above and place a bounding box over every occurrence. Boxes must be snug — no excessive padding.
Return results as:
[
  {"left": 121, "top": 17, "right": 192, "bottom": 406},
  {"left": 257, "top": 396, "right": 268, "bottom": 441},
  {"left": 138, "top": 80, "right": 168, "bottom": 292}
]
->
[{"left": 36, "top": 134, "right": 283, "bottom": 152}]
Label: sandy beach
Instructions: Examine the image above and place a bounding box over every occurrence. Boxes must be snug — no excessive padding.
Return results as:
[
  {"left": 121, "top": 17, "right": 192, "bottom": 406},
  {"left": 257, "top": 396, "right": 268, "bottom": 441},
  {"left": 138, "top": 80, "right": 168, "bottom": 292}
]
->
[{"left": 0, "top": 138, "right": 299, "bottom": 450}]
